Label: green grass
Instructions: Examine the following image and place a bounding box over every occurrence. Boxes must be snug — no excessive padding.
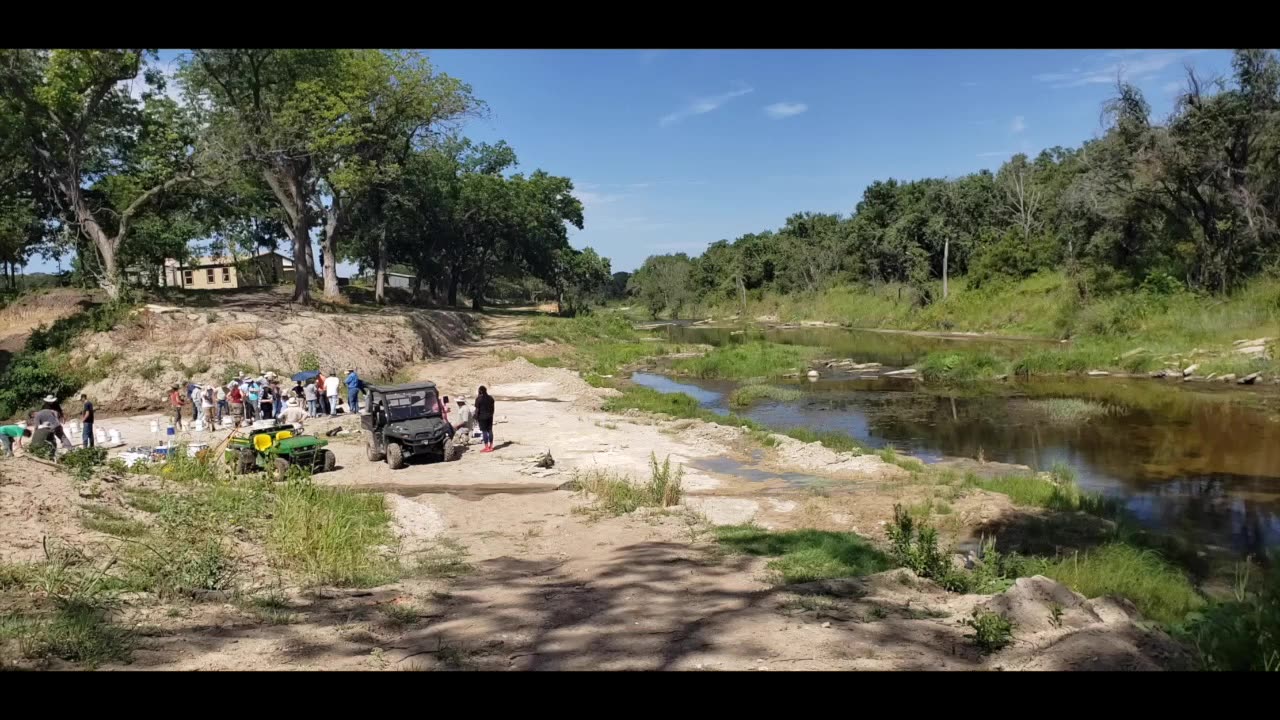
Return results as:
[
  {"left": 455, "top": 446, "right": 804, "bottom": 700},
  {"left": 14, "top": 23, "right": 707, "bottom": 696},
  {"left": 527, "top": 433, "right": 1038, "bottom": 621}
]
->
[
  {"left": 1025, "top": 398, "right": 1115, "bottom": 424},
  {"left": 672, "top": 341, "right": 820, "bottom": 379},
  {"left": 408, "top": 539, "right": 474, "bottom": 579},
  {"left": 1013, "top": 544, "right": 1205, "bottom": 626},
  {"left": 78, "top": 504, "right": 149, "bottom": 538},
  {"left": 727, "top": 383, "right": 802, "bottom": 408},
  {"left": 268, "top": 479, "right": 398, "bottom": 587},
  {"left": 519, "top": 313, "right": 639, "bottom": 344},
  {"left": 777, "top": 426, "right": 866, "bottom": 454},
  {"left": 877, "top": 446, "right": 925, "bottom": 472},
  {"left": 574, "top": 453, "right": 684, "bottom": 516},
  {"left": 963, "top": 466, "right": 1120, "bottom": 517},
  {"left": 0, "top": 602, "right": 132, "bottom": 667},
  {"left": 713, "top": 525, "right": 891, "bottom": 584}
]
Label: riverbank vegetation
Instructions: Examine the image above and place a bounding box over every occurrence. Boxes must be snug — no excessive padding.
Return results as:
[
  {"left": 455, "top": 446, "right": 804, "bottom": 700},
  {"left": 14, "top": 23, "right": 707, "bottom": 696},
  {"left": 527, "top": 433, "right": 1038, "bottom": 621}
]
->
[{"left": 621, "top": 50, "right": 1280, "bottom": 380}]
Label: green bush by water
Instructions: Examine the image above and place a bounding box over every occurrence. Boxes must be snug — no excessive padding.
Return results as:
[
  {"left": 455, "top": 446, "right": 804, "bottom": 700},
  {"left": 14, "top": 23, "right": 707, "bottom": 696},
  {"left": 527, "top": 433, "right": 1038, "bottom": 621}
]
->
[{"left": 728, "top": 383, "right": 802, "bottom": 408}]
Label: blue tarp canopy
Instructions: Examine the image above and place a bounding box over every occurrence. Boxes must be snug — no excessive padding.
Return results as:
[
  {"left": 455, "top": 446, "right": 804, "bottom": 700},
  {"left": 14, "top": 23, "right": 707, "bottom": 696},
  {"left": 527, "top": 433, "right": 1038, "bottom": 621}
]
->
[{"left": 291, "top": 370, "right": 320, "bottom": 382}]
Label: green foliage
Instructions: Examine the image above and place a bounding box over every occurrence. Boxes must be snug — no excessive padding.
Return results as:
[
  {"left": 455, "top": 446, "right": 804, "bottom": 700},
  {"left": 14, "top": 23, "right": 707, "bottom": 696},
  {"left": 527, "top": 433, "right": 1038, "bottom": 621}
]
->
[
  {"left": 964, "top": 610, "right": 1015, "bottom": 654},
  {"left": 1182, "top": 559, "right": 1280, "bottom": 671},
  {"left": 296, "top": 351, "right": 320, "bottom": 372},
  {"left": 672, "top": 341, "right": 819, "bottom": 379},
  {"left": 885, "top": 505, "right": 957, "bottom": 588},
  {"left": 778, "top": 426, "right": 866, "bottom": 454},
  {"left": 59, "top": 447, "right": 107, "bottom": 482},
  {"left": 714, "top": 524, "right": 891, "bottom": 584}
]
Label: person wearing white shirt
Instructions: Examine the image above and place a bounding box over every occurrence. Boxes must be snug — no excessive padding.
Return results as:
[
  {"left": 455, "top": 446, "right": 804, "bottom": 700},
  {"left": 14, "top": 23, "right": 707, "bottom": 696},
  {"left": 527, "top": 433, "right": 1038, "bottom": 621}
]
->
[{"left": 325, "top": 371, "right": 340, "bottom": 416}]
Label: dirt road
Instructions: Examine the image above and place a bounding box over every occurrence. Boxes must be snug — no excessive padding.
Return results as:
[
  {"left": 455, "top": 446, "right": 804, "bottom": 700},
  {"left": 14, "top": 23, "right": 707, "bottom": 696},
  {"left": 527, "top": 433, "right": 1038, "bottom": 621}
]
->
[{"left": 4, "top": 312, "right": 1188, "bottom": 670}]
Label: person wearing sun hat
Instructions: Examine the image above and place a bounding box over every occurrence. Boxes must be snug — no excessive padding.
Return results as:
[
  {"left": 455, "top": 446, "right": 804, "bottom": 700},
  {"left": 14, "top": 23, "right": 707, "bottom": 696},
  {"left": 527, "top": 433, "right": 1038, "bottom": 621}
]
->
[{"left": 35, "top": 395, "right": 72, "bottom": 449}]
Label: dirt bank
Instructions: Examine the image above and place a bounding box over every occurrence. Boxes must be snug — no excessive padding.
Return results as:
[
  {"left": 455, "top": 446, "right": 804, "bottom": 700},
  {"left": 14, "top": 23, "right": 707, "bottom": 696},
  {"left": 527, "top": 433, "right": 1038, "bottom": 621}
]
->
[{"left": 70, "top": 289, "right": 479, "bottom": 413}]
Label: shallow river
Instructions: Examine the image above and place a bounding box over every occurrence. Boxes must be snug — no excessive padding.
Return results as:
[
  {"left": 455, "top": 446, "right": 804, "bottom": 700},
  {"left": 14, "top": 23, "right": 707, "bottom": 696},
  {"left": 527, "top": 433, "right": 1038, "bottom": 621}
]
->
[{"left": 635, "top": 325, "right": 1280, "bottom": 558}]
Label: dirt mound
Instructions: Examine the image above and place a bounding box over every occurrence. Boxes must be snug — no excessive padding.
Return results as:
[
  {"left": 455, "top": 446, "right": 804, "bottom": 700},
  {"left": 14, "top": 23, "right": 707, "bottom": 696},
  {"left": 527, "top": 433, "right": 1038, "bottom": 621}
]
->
[
  {"left": 72, "top": 304, "right": 479, "bottom": 412},
  {"left": 981, "top": 575, "right": 1193, "bottom": 670}
]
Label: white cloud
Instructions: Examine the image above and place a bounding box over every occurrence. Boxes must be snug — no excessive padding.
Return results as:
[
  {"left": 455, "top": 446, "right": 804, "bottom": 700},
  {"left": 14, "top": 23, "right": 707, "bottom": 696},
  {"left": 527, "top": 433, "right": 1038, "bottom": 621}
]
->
[
  {"left": 659, "top": 83, "right": 754, "bottom": 127},
  {"left": 764, "top": 101, "right": 808, "bottom": 119},
  {"left": 575, "top": 190, "right": 625, "bottom": 210},
  {"left": 1033, "top": 50, "right": 1207, "bottom": 89},
  {"left": 1010, "top": 115, "right": 1027, "bottom": 133}
]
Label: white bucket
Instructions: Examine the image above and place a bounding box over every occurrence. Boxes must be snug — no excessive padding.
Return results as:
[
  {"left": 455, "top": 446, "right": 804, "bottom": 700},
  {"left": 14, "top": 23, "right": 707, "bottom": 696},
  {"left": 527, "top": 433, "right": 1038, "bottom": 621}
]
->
[
  {"left": 186, "top": 443, "right": 208, "bottom": 457},
  {"left": 108, "top": 429, "right": 122, "bottom": 444},
  {"left": 149, "top": 420, "right": 159, "bottom": 434},
  {"left": 222, "top": 417, "right": 234, "bottom": 427},
  {"left": 95, "top": 429, "right": 106, "bottom": 444}
]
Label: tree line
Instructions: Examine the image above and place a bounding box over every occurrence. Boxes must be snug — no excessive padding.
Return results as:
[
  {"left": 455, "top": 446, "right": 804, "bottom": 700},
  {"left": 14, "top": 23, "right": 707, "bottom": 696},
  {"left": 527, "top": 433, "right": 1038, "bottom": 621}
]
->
[
  {"left": 628, "top": 49, "right": 1280, "bottom": 318},
  {"left": 0, "top": 49, "right": 611, "bottom": 309}
]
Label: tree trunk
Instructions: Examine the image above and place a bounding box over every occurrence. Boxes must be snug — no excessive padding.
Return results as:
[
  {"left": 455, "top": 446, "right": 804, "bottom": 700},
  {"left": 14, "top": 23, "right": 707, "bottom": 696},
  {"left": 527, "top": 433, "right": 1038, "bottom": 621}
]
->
[
  {"left": 411, "top": 273, "right": 423, "bottom": 303},
  {"left": 374, "top": 225, "right": 387, "bottom": 304},
  {"left": 942, "top": 236, "right": 950, "bottom": 300},
  {"left": 318, "top": 196, "right": 347, "bottom": 300},
  {"left": 447, "top": 272, "right": 459, "bottom": 306}
]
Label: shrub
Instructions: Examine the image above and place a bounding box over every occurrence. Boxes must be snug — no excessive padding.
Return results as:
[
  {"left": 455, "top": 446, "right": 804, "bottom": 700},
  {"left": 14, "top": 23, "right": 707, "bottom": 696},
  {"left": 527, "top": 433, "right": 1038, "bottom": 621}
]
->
[
  {"left": 1182, "top": 559, "right": 1280, "bottom": 671},
  {"left": 297, "top": 351, "right": 320, "bottom": 372},
  {"left": 59, "top": 447, "right": 107, "bottom": 482},
  {"left": 965, "top": 610, "right": 1015, "bottom": 654}
]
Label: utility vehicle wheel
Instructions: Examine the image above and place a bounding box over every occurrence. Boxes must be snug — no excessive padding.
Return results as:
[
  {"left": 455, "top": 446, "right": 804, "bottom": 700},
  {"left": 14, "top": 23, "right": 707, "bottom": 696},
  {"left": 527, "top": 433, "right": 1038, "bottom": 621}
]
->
[
  {"left": 321, "top": 449, "right": 336, "bottom": 473},
  {"left": 387, "top": 442, "right": 405, "bottom": 470},
  {"left": 273, "top": 458, "right": 291, "bottom": 480},
  {"left": 444, "top": 438, "right": 462, "bottom": 462},
  {"left": 236, "top": 448, "right": 256, "bottom": 475},
  {"left": 367, "top": 439, "right": 385, "bottom": 462}
]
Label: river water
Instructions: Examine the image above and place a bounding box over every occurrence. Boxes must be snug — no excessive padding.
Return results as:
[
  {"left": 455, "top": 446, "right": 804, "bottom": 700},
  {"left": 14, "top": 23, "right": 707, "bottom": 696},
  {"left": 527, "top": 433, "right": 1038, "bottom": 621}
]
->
[{"left": 634, "top": 325, "right": 1280, "bottom": 558}]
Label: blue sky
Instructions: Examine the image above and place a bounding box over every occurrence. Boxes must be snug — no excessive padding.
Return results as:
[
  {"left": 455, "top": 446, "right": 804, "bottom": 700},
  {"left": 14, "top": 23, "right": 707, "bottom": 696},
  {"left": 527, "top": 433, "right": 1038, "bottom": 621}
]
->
[{"left": 23, "top": 49, "right": 1237, "bottom": 275}]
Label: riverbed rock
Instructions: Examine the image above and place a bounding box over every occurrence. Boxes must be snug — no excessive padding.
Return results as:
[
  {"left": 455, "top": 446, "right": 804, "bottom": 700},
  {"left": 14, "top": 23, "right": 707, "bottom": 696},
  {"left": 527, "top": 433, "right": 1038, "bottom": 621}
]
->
[
  {"left": 1238, "top": 372, "right": 1262, "bottom": 385},
  {"left": 1149, "top": 369, "right": 1168, "bottom": 379},
  {"left": 1220, "top": 373, "right": 1237, "bottom": 383},
  {"left": 807, "top": 370, "right": 820, "bottom": 379},
  {"left": 884, "top": 368, "right": 918, "bottom": 377},
  {"left": 1087, "top": 370, "right": 1110, "bottom": 377},
  {"left": 1182, "top": 363, "right": 1200, "bottom": 377}
]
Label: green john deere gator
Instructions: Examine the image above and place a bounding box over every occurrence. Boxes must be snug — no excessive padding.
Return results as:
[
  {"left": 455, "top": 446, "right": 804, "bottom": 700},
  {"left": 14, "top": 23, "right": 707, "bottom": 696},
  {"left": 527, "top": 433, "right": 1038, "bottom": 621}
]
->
[{"left": 225, "top": 424, "right": 336, "bottom": 479}]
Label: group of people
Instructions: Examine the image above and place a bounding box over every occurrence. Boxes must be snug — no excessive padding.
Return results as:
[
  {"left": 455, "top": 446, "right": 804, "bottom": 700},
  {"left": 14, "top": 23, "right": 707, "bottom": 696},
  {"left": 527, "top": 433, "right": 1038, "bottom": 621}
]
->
[
  {"left": 0, "top": 393, "right": 94, "bottom": 457},
  {"left": 434, "top": 386, "right": 496, "bottom": 452},
  {"left": 168, "top": 369, "right": 364, "bottom": 431}
]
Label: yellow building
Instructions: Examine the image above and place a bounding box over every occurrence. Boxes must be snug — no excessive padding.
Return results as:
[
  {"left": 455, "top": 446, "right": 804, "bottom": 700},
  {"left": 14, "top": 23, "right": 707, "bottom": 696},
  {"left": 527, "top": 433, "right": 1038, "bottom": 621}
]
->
[{"left": 159, "top": 251, "right": 296, "bottom": 290}]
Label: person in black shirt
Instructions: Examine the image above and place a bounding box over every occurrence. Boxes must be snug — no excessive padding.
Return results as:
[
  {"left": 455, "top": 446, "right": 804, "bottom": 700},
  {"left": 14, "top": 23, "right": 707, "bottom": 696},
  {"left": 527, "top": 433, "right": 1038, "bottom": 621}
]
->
[
  {"left": 81, "top": 393, "right": 95, "bottom": 448},
  {"left": 475, "top": 385, "right": 495, "bottom": 453}
]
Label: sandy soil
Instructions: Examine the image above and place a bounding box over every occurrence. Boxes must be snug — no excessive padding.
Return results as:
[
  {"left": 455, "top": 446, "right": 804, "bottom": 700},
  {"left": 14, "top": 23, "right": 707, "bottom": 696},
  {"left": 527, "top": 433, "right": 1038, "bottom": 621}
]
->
[{"left": 0, "top": 312, "right": 1191, "bottom": 671}]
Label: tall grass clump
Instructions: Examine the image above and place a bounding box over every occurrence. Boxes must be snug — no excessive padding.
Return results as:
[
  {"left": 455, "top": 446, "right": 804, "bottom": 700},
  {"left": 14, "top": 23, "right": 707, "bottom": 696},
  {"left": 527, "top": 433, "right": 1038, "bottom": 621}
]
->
[
  {"left": 267, "top": 478, "right": 398, "bottom": 587},
  {"left": 574, "top": 453, "right": 684, "bottom": 515},
  {"left": 1014, "top": 544, "right": 1204, "bottom": 626},
  {"left": 519, "top": 313, "right": 639, "bottom": 344},
  {"left": 779, "top": 426, "right": 866, "bottom": 454},
  {"left": 713, "top": 524, "right": 891, "bottom": 584},
  {"left": 1025, "top": 398, "right": 1115, "bottom": 425},
  {"left": 728, "top": 382, "right": 802, "bottom": 408},
  {"left": 673, "top": 341, "right": 820, "bottom": 379},
  {"left": 917, "top": 351, "right": 1006, "bottom": 383},
  {"left": 964, "top": 465, "right": 1119, "bottom": 517}
]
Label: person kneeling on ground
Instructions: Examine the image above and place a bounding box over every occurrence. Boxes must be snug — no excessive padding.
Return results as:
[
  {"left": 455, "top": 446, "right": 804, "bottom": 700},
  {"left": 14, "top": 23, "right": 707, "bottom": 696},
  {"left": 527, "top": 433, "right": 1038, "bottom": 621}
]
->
[
  {"left": 280, "top": 396, "right": 307, "bottom": 430},
  {"left": 451, "top": 397, "right": 475, "bottom": 447},
  {"left": 35, "top": 396, "right": 73, "bottom": 449},
  {"left": 0, "top": 424, "right": 32, "bottom": 456},
  {"left": 475, "top": 385, "right": 495, "bottom": 453},
  {"left": 28, "top": 422, "right": 56, "bottom": 456}
]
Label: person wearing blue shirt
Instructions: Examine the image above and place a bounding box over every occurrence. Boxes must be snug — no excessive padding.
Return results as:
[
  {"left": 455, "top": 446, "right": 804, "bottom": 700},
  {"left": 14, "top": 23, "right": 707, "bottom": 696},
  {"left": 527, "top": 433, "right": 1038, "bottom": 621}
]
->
[{"left": 345, "top": 369, "right": 362, "bottom": 414}]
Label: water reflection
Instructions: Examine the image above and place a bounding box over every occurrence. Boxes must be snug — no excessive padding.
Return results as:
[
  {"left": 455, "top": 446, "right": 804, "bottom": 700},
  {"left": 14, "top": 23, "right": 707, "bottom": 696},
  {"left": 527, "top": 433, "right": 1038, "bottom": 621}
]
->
[{"left": 630, "top": 371, "right": 1280, "bottom": 557}]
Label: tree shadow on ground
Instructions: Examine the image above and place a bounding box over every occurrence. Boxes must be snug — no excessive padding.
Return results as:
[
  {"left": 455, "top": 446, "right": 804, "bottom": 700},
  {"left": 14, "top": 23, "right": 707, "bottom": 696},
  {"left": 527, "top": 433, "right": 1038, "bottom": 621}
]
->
[{"left": 124, "top": 539, "right": 983, "bottom": 671}]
